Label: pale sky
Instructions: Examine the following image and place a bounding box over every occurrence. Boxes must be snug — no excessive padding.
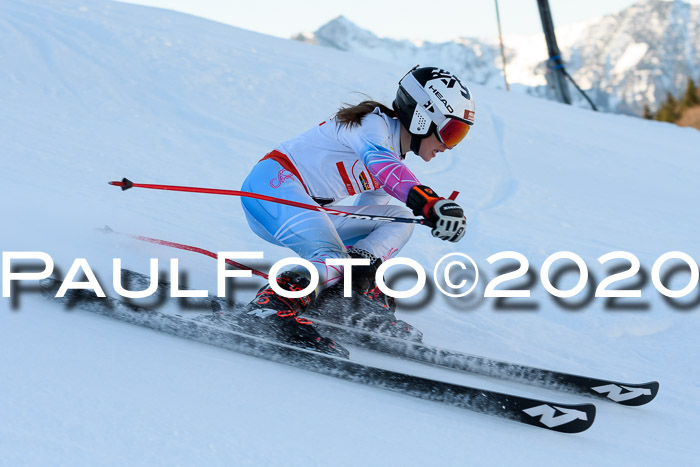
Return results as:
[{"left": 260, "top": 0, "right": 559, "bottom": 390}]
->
[{"left": 116, "top": 0, "right": 691, "bottom": 42}]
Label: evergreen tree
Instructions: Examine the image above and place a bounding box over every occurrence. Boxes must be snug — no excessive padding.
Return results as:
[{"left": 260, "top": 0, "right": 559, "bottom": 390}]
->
[
  {"left": 642, "top": 104, "right": 654, "bottom": 120},
  {"left": 655, "top": 91, "right": 680, "bottom": 123},
  {"left": 682, "top": 77, "right": 699, "bottom": 109}
]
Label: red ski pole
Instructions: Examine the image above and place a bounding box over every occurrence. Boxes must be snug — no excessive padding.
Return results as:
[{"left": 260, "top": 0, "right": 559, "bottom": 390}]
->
[
  {"left": 104, "top": 227, "right": 269, "bottom": 280},
  {"left": 109, "top": 178, "right": 447, "bottom": 225}
]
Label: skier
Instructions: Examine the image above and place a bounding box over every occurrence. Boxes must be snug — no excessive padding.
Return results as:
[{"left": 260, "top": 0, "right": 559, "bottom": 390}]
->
[{"left": 239, "top": 66, "right": 475, "bottom": 356}]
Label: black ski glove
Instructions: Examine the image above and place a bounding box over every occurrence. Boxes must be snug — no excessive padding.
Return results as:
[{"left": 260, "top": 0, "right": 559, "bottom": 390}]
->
[{"left": 406, "top": 185, "right": 466, "bottom": 242}]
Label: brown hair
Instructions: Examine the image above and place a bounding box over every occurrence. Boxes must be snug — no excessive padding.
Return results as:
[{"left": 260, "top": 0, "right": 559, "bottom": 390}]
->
[{"left": 335, "top": 100, "right": 395, "bottom": 128}]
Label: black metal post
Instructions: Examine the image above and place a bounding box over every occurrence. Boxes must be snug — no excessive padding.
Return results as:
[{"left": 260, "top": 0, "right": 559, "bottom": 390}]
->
[{"left": 537, "top": 0, "right": 571, "bottom": 104}]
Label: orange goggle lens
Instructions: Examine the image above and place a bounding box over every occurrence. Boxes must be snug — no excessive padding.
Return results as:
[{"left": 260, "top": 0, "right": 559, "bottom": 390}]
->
[{"left": 438, "top": 118, "right": 471, "bottom": 147}]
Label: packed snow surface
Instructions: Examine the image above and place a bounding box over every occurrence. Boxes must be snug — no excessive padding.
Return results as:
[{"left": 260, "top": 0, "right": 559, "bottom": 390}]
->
[{"left": 1, "top": 0, "right": 699, "bottom": 465}]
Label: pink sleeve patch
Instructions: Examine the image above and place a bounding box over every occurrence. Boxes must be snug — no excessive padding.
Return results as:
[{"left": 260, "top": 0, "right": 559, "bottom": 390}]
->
[{"left": 362, "top": 143, "right": 420, "bottom": 202}]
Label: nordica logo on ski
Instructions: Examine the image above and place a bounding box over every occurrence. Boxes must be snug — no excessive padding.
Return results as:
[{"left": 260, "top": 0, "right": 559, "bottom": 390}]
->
[
  {"left": 522, "top": 404, "right": 589, "bottom": 428},
  {"left": 591, "top": 384, "right": 652, "bottom": 403}
]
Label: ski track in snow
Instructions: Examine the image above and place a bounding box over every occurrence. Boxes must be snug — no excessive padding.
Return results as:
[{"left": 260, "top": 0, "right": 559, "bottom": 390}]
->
[{"left": 474, "top": 106, "right": 520, "bottom": 212}]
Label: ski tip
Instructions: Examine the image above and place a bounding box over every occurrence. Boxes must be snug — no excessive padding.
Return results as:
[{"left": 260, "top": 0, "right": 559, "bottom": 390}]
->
[
  {"left": 522, "top": 402, "right": 596, "bottom": 434},
  {"left": 617, "top": 381, "right": 660, "bottom": 407},
  {"left": 562, "top": 403, "right": 596, "bottom": 434},
  {"left": 571, "top": 403, "right": 596, "bottom": 434},
  {"left": 590, "top": 380, "right": 660, "bottom": 406}
]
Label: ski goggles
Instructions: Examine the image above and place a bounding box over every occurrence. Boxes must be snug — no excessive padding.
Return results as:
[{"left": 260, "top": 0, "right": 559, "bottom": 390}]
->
[{"left": 436, "top": 117, "right": 471, "bottom": 148}]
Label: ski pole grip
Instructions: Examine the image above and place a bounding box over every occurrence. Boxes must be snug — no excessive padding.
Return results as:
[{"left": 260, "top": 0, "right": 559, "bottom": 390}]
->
[{"left": 449, "top": 191, "right": 459, "bottom": 200}]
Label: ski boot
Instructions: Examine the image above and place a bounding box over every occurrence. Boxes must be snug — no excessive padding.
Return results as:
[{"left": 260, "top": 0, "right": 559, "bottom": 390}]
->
[
  {"left": 241, "top": 270, "right": 349, "bottom": 358},
  {"left": 310, "top": 248, "right": 422, "bottom": 342}
]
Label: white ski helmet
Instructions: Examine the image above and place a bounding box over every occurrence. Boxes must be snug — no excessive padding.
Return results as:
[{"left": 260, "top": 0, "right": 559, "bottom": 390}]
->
[{"left": 393, "top": 66, "right": 475, "bottom": 154}]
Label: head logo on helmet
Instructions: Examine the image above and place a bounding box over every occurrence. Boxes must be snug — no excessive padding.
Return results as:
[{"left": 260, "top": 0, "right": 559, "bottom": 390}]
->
[{"left": 393, "top": 66, "right": 475, "bottom": 154}]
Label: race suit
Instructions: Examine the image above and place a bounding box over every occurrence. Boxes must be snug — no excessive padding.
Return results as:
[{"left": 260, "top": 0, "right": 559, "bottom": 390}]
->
[{"left": 241, "top": 108, "right": 424, "bottom": 290}]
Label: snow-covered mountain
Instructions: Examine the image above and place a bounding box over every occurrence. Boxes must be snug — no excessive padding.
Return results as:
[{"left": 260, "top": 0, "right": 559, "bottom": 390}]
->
[
  {"left": 562, "top": 0, "right": 700, "bottom": 114},
  {"left": 293, "top": 16, "right": 506, "bottom": 88},
  {"left": 2, "top": 0, "right": 700, "bottom": 464},
  {"left": 294, "top": 0, "right": 700, "bottom": 116}
]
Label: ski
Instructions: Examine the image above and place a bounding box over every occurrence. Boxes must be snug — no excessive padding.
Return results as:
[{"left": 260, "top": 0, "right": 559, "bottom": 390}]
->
[
  {"left": 110, "top": 268, "right": 659, "bottom": 406},
  {"left": 100, "top": 231, "right": 657, "bottom": 405},
  {"left": 40, "top": 277, "right": 595, "bottom": 433},
  {"left": 304, "top": 315, "right": 659, "bottom": 406}
]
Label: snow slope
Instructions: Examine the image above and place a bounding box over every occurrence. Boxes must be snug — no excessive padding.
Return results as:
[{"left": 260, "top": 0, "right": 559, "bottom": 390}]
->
[{"left": 1, "top": 0, "right": 699, "bottom": 464}]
